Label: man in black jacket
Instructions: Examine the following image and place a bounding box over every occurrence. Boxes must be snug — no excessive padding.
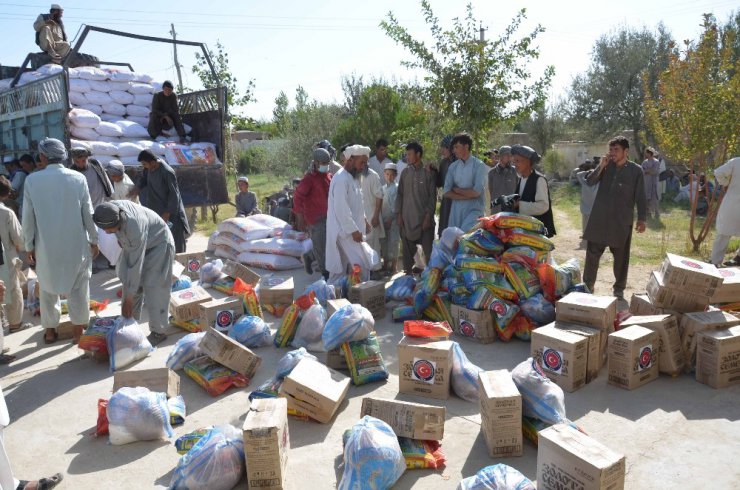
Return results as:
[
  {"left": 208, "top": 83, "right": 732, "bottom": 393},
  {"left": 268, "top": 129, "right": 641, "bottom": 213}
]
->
[
  {"left": 148, "top": 81, "right": 186, "bottom": 142},
  {"left": 511, "top": 144, "right": 556, "bottom": 238}
]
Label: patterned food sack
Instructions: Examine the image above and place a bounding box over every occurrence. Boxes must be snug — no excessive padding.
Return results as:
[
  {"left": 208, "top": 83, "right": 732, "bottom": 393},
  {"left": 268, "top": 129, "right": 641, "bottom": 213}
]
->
[
  {"left": 341, "top": 332, "right": 389, "bottom": 386},
  {"left": 184, "top": 356, "right": 249, "bottom": 397},
  {"left": 428, "top": 227, "right": 464, "bottom": 269},
  {"left": 501, "top": 246, "right": 549, "bottom": 269},
  {"left": 511, "top": 358, "right": 567, "bottom": 425},
  {"left": 291, "top": 301, "right": 327, "bottom": 351},
  {"left": 302, "top": 279, "right": 336, "bottom": 306},
  {"left": 413, "top": 267, "right": 442, "bottom": 314},
  {"left": 348, "top": 264, "right": 362, "bottom": 288},
  {"left": 169, "top": 425, "right": 245, "bottom": 490},
  {"left": 386, "top": 275, "right": 417, "bottom": 302},
  {"left": 248, "top": 377, "right": 283, "bottom": 400},
  {"left": 168, "top": 395, "right": 187, "bottom": 425},
  {"left": 489, "top": 297, "right": 521, "bottom": 342},
  {"left": 457, "top": 464, "right": 535, "bottom": 490},
  {"left": 228, "top": 316, "right": 271, "bottom": 348},
  {"left": 467, "top": 286, "right": 497, "bottom": 310},
  {"left": 166, "top": 332, "right": 206, "bottom": 371},
  {"left": 451, "top": 342, "right": 483, "bottom": 402},
  {"left": 480, "top": 212, "right": 546, "bottom": 234},
  {"left": 455, "top": 252, "right": 504, "bottom": 274},
  {"left": 468, "top": 273, "right": 519, "bottom": 302},
  {"left": 458, "top": 228, "right": 504, "bottom": 256},
  {"left": 518, "top": 293, "right": 555, "bottom": 326},
  {"left": 496, "top": 228, "right": 555, "bottom": 251},
  {"left": 175, "top": 427, "right": 213, "bottom": 455},
  {"left": 275, "top": 347, "right": 318, "bottom": 380},
  {"left": 107, "top": 317, "right": 154, "bottom": 372},
  {"left": 232, "top": 278, "right": 263, "bottom": 318},
  {"left": 79, "top": 316, "right": 119, "bottom": 354},
  {"left": 504, "top": 262, "right": 542, "bottom": 299},
  {"left": 107, "top": 387, "right": 173, "bottom": 445},
  {"left": 422, "top": 296, "right": 454, "bottom": 326},
  {"left": 511, "top": 313, "right": 536, "bottom": 341},
  {"left": 461, "top": 269, "right": 495, "bottom": 291},
  {"left": 399, "top": 438, "right": 446, "bottom": 470},
  {"left": 338, "top": 416, "right": 405, "bottom": 490},
  {"left": 537, "top": 257, "right": 581, "bottom": 302},
  {"left": 392, "top": 305, "right": 419, "bottom": 322},
  {"left": 322, "top": 304, "right": 375, "bottom": 351},
  {"left": 171, "top": 318, "right": 202, "bottom": 333},
  {"left": 273, "top": 293, "right": 316, "bottom": 347}
]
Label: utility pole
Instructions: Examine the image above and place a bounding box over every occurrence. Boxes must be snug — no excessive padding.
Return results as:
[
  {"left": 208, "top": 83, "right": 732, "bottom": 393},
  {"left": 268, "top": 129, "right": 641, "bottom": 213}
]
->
[
  {"left": 170, "top": 23, "right": 184, "bottom": 93},
  {"left": 479, "top": 23, "right": 486, "bottom": 43}
]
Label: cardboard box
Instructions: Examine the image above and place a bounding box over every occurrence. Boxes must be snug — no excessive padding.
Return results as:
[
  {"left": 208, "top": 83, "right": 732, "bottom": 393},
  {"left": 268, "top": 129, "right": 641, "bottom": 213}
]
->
[
  {"left": 607, "top": 325, "right": 660, "bottom": 390},
  {"left": 531, "top": 325, "right": 588, "bottom": 392},
  {"left": 113, "top": 368, "right": 180, "bottom": 398},
  {"left": 199, "top": 297, "right": 244, "bottom": 333},
  {"left": 552, "top": 321, "right": 601, "bottom": 383},
  {"left": 348, "top": 280, "right": 386, "bottom": 319},
  {"left": 279, "top": 358, "right": 350, "bottom": 424},
  {"left": 397, "top": 336, "right": 454, "bottom": 400},
  {"left": 629, "top": 293, "right": 667, "bottom": 316},
  {"left": 243, "top": 398, "right": 289, "bottom": 489},
  {"left": 171, "top": 260, "right": 185, "bottom": 282},
  {"left": 222, "top": 259, "right": 261, "bottom": 286},
  {"left": 620, "top": 314, "right": 685, "bottom": 375},
  {"left": 710, "top": 267, "right": 740, "bottom": 304},
  {"left": 679, "top": 311, "right": 740, "bottom": 372},
  {"left": 323, "top": 348, "right": 348, "bottom": 371},
  {"left": 260, "top": 277, "right": 294, "bottom": 305},
  {"left": 450, "top": 304, "right": 496, "bottom": 344},
  {"left": 326, "top": 298, "right": 351, "bottom": 318},
  {"left": 695, "top": 325, "right": 740, "bottom": 388},
  {"left": 169, "top": 286, "right": 212, "bottom": 321},
  {"left": 57, "top": 314, "right": 75, "bottom": 340},
  {"left": 660, "top": 253, "right": 723, "bottom": 297},
  {"left": 556, "top": 292, "right": 617, "bottom": 365},
  {"left": 360, "top": 397, "right": 446, "bottom": 440},
  {"left": 199, "top": 327, "right": 262, "bottom": 379},
  {"left": 646, "top": 270, "right": 710, "bottom": 313},
  {"left": 478, "top": 370, "right": 522, "bottom": 457},
  {"left": 537, "top": 424, "right": 626, "bottom": 490},
  {"left": 175, "top": 251, "right": 207, "bottom": 280}
]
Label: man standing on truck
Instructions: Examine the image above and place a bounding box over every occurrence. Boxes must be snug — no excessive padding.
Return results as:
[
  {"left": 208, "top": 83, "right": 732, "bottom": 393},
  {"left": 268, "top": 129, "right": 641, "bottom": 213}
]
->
[
  {"left": 148, "top": 81, "right": 187, "bottom": 143},
  {"left": 33, "top": 4, "right": 69, "bottom": 63}
]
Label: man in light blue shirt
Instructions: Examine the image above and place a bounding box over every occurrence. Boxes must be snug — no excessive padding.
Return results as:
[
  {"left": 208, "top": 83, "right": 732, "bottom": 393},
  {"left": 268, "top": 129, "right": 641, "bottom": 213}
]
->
[{"left": 443, "top": 132, "right": 488, "bottom": 231}]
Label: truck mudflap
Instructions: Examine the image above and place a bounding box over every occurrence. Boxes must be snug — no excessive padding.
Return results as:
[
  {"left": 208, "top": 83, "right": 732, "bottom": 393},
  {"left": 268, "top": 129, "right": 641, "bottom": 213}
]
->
[{"left": 127, "top": 164, "right": 229, "bottom": 207}]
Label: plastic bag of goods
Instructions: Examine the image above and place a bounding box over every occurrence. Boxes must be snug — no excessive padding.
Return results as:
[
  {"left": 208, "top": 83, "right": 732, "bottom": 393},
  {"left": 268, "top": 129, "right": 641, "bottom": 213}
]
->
[
  {"left": 399, "top": 438, "right": 446, "bottom": 470},
  {"left": 451, "top": 342, "right": 483, "bottom": 402},
  {"left": 175, "top": 427, "right": 213, "bottom": 455},
  {"left": 165, "top": 143, "right": 220, "bottom": 166},
  {"left": 341, "top": 332, "right": 389, "bottom": 386},
  {"left": 69, "top": 108, "right": 101, "bottom": 128},
  {"left": 413, "top": 267, "right": 442, "bottom": 314},
  {"left": 386, "top": 275, "right": 416, "bottom": 301},
  {"left": 455, "top": 252, "right": 504, "bottom": 274},
  {"left": 496, "top": 227, "right": 555, "bottom": 251},
  {"left": 171, "top": 275, "right": 192, "bottom": 292},
  {"left": 518, "top": 293, "right": 555, "bottom": 326},
  {"left": 249, "top": 377, "right": 283, "bottom": 401},
  {"left": 566, "top": 282, "right": 590, "bottom": 295},
  {"left": 489, "top": 298, "right": 520, "bottom": 342},
  {"left": 184, "top": 355, "right": 249, "bottom": 397},
  {"left": 504, "top": 261, "right": 542, "bottom": 299},
  {"left": 511, "top": 314, "right": 536, "bottom": 341},
  {"left": 273, "top": 293, "right": 316, "bottom": 347},
  {"left": 501, "top": 246, "right": 549, "bottom": 269},
  {"left": 107, "top": 387, "right": 173, "bottom": 445},
  {"left": 236, "top": 251, "right": 302, "bottom": 271},
  {"left": 242, "top": 237, "right": 305, "bottom": 258},
  {"left": 511, "top": 357, "right": 567, "bottom": 425},
  {"left": 171, "top": 317, "right": 202, "bottom": 334},
  {"left": 168, "top": 395, "right": 187, "bottom": 425},
  {"left": 106, "top": 317, "right": 154, "bottom": 372},
  {"left": 232, "top": 278, "right": 263, "bottom": 318},
  {"left": 338, "top": 416, "right": 406, "bottom": 490},
  {"left": 96, "top": 399, "right": 109, "bottom": 436},
  {"left": 457, "top": 464, "right": 535, "bottom": 490},
  {"left": 169, "top": 425, "right": 245, "bottom": 490},
  {"left": 403, "top": 320, "right": 452, "bottom": 340},
  {"left": 228, "top": 315, "right": 271, "bottom": 348},
  {"left": 79, "top": 316, "right": 118, "bottom": 354},
  {"left": 275, "top": 347, "right": 318, "bottom": 380},
  {"left": 198, "top": 259, "right": 224, "bottom": 286},
  {"left": 393, "top": 305, "right": 419, "bottom": 322},
  {"left": 166, "top": 332, "right": 206, "bottom": 371},
  {"left": 458, "top": 228, "right": 504, "bottom": 256},
  {"left": 537, "top": 258, "right": 581, "bottom": 302},
  {"left": 291, "top": 302, "right": 327, "bottom": 351},
  {"left": 322, "top": 304, "right": 375, "bottom": 351},
  {"left": 427, "top": 294, "right": 454, "bottom": 324},
  {"left": 303, "top": 278, "right": 336, "bottom": 306},
  {"left": 480, "top": 212, "right": 547, "bottom": 235}
]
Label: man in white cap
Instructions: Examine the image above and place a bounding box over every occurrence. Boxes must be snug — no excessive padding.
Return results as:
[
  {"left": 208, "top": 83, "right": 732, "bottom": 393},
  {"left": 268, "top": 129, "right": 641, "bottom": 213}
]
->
[
  {"left": 23, "top": 137, "right": 98, "bottom": 344},
  {"left": 326, "top": 145, "right": 373, "bottom": 283},
  {"left": 235, "top": 176, "right": 259, "bottom": 217},
  {"left": 33, "top": 4, "right": 69, "bottom": 63},
  {"left": 105, "top": 160, "right": 138, "bottom": 203}
]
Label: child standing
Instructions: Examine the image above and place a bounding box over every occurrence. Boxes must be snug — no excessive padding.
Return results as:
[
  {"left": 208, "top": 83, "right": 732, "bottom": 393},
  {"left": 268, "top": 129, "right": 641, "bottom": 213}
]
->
[
  {"left": 236, "top": 176, "right": 260, "bottom": 217},
  {"left": 381, "top": 163, "right": 400, "bottom": 275}
]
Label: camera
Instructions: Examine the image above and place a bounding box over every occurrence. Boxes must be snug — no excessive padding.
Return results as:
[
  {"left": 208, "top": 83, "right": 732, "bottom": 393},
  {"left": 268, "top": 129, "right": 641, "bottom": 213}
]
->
[{"left": 492, "top": 193, "right": 520, "bottom": 212}]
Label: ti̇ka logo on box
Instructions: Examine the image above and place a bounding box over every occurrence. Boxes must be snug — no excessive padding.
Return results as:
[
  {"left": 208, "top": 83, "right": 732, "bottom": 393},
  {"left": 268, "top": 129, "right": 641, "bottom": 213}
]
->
[
  {"left": 412, "top": 358, "right": 436, "bottom": 384},
  {"left": 542, "top": 347, "right": 564, "bottom": 374},
  {"left": 637, "top": 345, "right": 653, "bottom": 371},
  {"left": 680, "top": 259, "right": 702, "bottom": 270},
  {"left": 178, "top": 290, "right": 195, "bottom": 300},
  {"left": 187, "top": 259, "right": 201, "bottom": 273},
  {"left": 215, "top": 310, "right": 235, "bottom": 330},
  {"left": 95, "top": 318, "right": 116, "bottom": 327},
  {"left": 459, "top": 319, "right": 476, "bottom": 337}
]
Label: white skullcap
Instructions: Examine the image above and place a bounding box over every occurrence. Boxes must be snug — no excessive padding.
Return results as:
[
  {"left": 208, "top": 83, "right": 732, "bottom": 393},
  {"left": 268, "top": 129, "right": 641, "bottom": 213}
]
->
[
  {"left": 343, "top": 144, "right": 371, "bottom": 160},
  {"left": 384, "top": 162, "right": 397, "bottom": 171}
]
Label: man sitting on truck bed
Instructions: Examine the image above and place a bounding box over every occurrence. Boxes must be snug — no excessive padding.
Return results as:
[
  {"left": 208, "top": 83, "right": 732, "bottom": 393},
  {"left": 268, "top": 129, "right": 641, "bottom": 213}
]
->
[
  {"left": 33, "top": 4, "right": 69, "bottom": 63},
  {"left": 148, "top": 81, "right": 187, "bottom": 143}
]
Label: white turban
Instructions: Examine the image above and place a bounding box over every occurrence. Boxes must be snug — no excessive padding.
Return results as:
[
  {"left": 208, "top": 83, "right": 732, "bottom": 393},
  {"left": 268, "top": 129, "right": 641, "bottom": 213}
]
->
[
  {"left": 105, "top": 159, "right": 125, "bottom": 177},
  {"left": 38, "top": 137, "right": 68, "bottom": 162},
  {"left": 343, "top": 144, "right": 371, "bottom": 160}
]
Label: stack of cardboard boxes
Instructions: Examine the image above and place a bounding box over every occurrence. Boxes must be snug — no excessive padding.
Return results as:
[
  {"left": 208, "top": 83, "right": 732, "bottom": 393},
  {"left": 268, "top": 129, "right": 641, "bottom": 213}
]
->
[{"left": 397, "top": 336, "right": 454, "bottom": 400}]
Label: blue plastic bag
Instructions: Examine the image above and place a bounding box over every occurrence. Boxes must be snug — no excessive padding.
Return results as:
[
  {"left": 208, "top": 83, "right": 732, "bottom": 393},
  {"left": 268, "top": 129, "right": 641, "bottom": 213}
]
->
[
  {"left": 303, "top": 279, "right": 336, "bottom": 306},
  {"left": 511, "top": 358, "right": 567, "bottom": 425},
  {"left": 458, "top": 464, "right": 535, "bottom": 490},
  {"left": 107, "top": 387, "right": 173, "bottom": 445},
  {"left": 385, "top": 275, "right": 417, "bottom": 301},
  {"left": 228, "top": 315, "right": 271, "bottom": 348},
  {"left": 322, "top": 304, "right": 375, "bottom": 351},
  {"left": 171, "top": 275, "right": 192, "bottom": 292},
  {"left": 107, "top": 317, "right": 154, "bottom": 372},
  {"left": 451, "top": 342, "right": 483, "bottom": 402},
  {"left": 167, "top": 395, "right": 187, "bottom": 425},
  {"left": 339, "top": 416, "right": 406, "bottom": 490},
  {"left": 428, "top": 227, "right": 464, "bottom": 269},
  {"left": 199, "top": 259, "right": 224, "bottom": 287},
  {"left": 169, "top": 424, "right": 245, "bottom": 490},
  {"left": 276, "top": 347, "right": 318, "bottom": 380},
  {"left": 166, "top": 332, "right": 206, "bottom": 371},
  {"left": 518, "top": 293, "right": 555, "bottom": 326}
]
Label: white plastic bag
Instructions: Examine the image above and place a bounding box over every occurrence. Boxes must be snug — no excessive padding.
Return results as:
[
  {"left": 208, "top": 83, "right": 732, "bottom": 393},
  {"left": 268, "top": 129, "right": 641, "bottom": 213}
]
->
[
  {"left": 457, "top": 464, "right": 536, "bottom": 490},
  {"left": 99, "top": 113, "right": 122, "bottom": 123},
  {"left": 70, "top": 139, "right": 92, "bottom": 152},
  {"left": 511, "top": 357, "right": 567, "bottom": 425},
  {"left": 275, "top": 347, "right": 317, "bottom": 379},
  {"left": 88, "top": 80, "right": 112, "bottom": 92},
  {"left": 108, "top": 80, "right": 132, "bottom": 92},
  {"left": 92, "top": 155, "right": 115, "bottom": 165},
  {"left": 127, "top": 114, "right": 150, "bottom": 127},
  {"left": 107, "top": 386, "right": 173, "bottom": 445},
  {"left": 131, "top": 72, "right": 154, "bottom": 83},
  {"left": 116, "top": 120, "right": 149, "bottom": 138},
  {"left": 98, "top": 227, "right": 122, "bottom": 264},
  {"left": 80, "top": 103, "right": 103, "bottom": 116},
  {"left": 107, "top": 69, "right": 136, "bottom": 82},
  {"left": 451, "top": 342, "right": 483, "bottom": 402},
  {"left": 166, "top": 332, "right": 206, "bottom": 371},
  {"left": 322, "top": 304, "right": 375, "bottom": 351},
  {"left": 76, "top": 66, "right": 107, "bottom": 80},
  {"left": 339, "top": 416, "right": 405, "bottom": 490},
  {"left": 199, "top": 259, "right": 224, "bottom": 286},
  {"left": 68, "top": 108, "right": 101, "bottom": 128},
  {"left": 96, "top": 121, "right": 124, "bottom": 137},
  {"left": 291, "top": 302, "right": 327, "bottom": 351},
  {"left": 106, "top": 317, "right": 154, "bottom": 372},
  {"left": 169, "top": 425, "right": 244, "bottom": 490}
]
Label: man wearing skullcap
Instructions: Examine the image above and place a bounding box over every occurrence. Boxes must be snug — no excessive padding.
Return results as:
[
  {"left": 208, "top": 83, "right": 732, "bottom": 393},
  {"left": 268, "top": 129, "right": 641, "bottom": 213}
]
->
[
  {"left": 105, "top": 160, "right": 138, "bottom": 203},
  {"left": 381, "top": 162, "right": 400, "bottom": 274},
  {"left": 510, "top": 144, "right": 556, "bottom": 238},
  {"left": 360, "top": 149, "right": 386, "bottom": 260},
  {"left": 33, "top": 4, "right": 69, "bottom": 62},
  {"left": 326, "top": 145, "right": 374, "bottom": 282},
  {"left": 435, "top": 135, "right": 455, "bottom": 237},
  {"left": 94, "top": 201, "right": 175, "bottom": 346},
  {"left": 641, "top": 147, "right": 660, "bottom": 220},
  {"left": 23, "top": 138, "right": 98, "bottom": 344},
  {"left": 235, "top": 176, "right": 259, "bottom": 217},
  {"left": 148, "top": 81, "right": 186, "bottom": 142},
  {"left": 443, "top": 132, "right": 488, "bottom": 231},
  {"left": 488, "top": 145, "right": 518, "bottom": 214}
]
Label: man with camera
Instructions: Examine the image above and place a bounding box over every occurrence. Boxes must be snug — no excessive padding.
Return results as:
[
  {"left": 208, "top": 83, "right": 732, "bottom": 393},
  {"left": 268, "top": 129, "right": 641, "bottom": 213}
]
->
[
  {"left": 582, "top": 136, "right": 646, "bottom": 300},
  {"left": 508, "top": 145, "right": 556, "bottom": 238}
]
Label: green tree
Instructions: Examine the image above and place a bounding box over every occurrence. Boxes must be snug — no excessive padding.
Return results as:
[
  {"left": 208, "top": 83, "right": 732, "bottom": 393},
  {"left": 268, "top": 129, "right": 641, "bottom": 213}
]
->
[
  {"left": 380, "top": 2, "right": 553, "bottom": 139},
  {"left": 515, "top": 101, "right": 568, "bottom": 156},
  {"left": 644, "top": 14, "right": 740, "bottom": 251},
  {"left": 568, "top": 25, "right": 675, "bottom": 154},
  {"left": 272, "top": 91, "right": 290, "bottom": 135}
]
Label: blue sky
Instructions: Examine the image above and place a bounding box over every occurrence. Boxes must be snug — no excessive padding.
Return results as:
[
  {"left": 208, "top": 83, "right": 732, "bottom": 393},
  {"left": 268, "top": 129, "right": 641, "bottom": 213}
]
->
[{"left": 2, "top": 0, "right": 736, "bottom": 120}]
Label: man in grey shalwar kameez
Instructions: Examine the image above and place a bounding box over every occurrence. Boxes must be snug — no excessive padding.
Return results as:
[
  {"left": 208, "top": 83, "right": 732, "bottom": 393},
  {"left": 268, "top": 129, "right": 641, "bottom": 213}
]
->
[
  {"left": 135, "top": 150, "right": 190, "bottom": 253},
  {"left": 94, "top": 200, "right": 175, "bottom": 346}
]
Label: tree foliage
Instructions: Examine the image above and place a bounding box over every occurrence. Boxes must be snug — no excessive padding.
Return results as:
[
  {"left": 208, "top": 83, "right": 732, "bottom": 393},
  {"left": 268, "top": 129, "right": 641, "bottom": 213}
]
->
[
  {"left": 515, "top": 101, "right": 568, "bottom": 156},
  {"left": 380, "top": 1, "right": 553, "bottom": 139},
  {"left": 644, "top": 13, "right": 740, "bottom": 251}
]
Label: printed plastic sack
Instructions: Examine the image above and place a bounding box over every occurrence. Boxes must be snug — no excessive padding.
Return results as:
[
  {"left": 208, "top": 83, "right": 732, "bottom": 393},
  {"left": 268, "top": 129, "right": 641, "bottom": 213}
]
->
[
  {"left": 96, "top": 399, "right": 109, "bottom": 436},
  {"left": 107, "top": 317, "right": 154, "bottom": 372},
  {"left": 537, "top": 258, "right": 581, "bottom": 302},
  {"left": 341, "top": 332, "right": 389, "bottom": 386},
  {"left": 232, "top": 278, "right": 263, "bottom": 318},
  {"left": 107, "top": 387, "right": 173, "bottom": 445},
  {"left": 422, "top": 295, "right": 454, "bottom": 326},
  {"left": 291, "top": 302, "right": 327, "bottom": 351},
  {"left": 403, "top": 320, "right": 452, "bottom": 340},
  {"left": 276, "top": 347, "right": 318, "bottom": 380},
  {"left": 242, "top": 237, "right": 306, "bottom": 257},
  {"left": 168, "top": 395, "right": 186, "bottom": 425},
  {"left": 171, "top": 275, "right": 192, "bottom": 292},
  {"left": 79, "top": 316, "right": 118, "bottom": 354},
  {"left": 348, "top": 263, "right": 362, "bottom": 288},
  {"left": 458, "top": 228, "right": 504, "bottom": 256},
  {"left": 480, "top": 211, "right": 547, "bottom": 234},
  {"left": 511, "top": 314, "right": 535, "bottom": 341},
  {"left": 338, "top": 416, "right": 405, "bottom": 490},
  {"left": 518, "top": 293, "right": 555, "bottom": 326},
  {"left": 386, "top": 275, "right": 417, "bottom": 301},
  {"left": 399, "top": 438, "right": 446, "bottom": 470},
  {"left": 496, "top": 227, "right": 554, "bottom": 251},
  {"left": 175, "top": 427, "right": 212, "bottom": 455},
  {"left": 249, "top": 377, "right": 283, "bottom": 401},
  {"left": 501, "top": 246, "right": 549, "bottom": 269},
  {"left": 428, "top": 227, "right": 464, "bottom": 269},
  {"left": 199, "top": 259, "right": 224, "bottom": 286},
  {"left": 322, "top": 304, "right": 375, "bottom": 351},
  {"left": 303, "top": 279, "right": 336, "bottom": 306},
  {"left": 451, "top": 342, "right": 483, "bottom": 402},
  {"left": 236, "top": 251, "right": 303, "bottom": 271},
  {"left": 413, "top": 267, "right": 442, "bottom": 314},
  {"left": 455, "top": 252, "right": 504, "bottom": 274},
  {"left": 457, "top": 464, "right": 535, "bottom": 490},
  {"left": 504, "top": 262, "right": 542, "bottom": 299},
  {"left": 393, "top": 305, "right": 419, "bottom": 322},
  {"left": 489, "top": 298, "right": 520, "bottom": 342},
  {"left": 166, "top": 332, "right": 206, "bottom": 371},
  {"left": 184, "top": 356, "right": 249, "bottom": 397},
  {"left": 169, "top": 425, "right": 245, "bottom": 490},
  {"left": 228, "top": 315, "right": 271, "bottom": 348},
  {"left": 273, "top": 293, "right": 316, "bottom": 347},
  {"left": 511, "top": 358, "right": 567, "bottom": 425}
]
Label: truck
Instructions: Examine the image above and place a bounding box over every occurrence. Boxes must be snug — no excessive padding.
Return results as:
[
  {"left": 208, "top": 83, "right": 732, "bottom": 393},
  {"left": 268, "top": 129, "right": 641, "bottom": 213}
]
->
[{"left": 0, "top": 26, "right": 229, "bottom": 217}]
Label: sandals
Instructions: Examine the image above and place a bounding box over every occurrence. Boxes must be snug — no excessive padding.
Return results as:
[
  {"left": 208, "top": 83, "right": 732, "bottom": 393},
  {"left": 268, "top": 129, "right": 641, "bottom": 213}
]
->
[
  {"left": 43, "top": 329, "right": 58, "bottom": 345},
  {"left": 147, "top": 332, "right": 167, "bottom": 347},
  {"left": 9, "top": 322, "right": 33, "bottom": 334},
  {"left": 16, "top": 472, "right": 63, "bottom": 490},
  {"left": 72, "top": 325, "right": 84, "bottom": 345},
  {"left": 0, "top": 354, "right": 16, "bottom": 364}
]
